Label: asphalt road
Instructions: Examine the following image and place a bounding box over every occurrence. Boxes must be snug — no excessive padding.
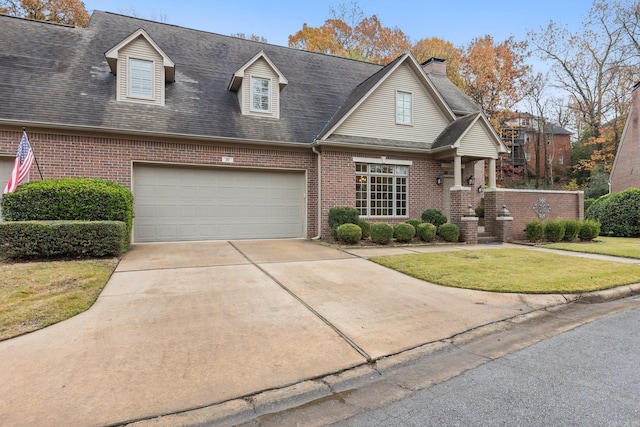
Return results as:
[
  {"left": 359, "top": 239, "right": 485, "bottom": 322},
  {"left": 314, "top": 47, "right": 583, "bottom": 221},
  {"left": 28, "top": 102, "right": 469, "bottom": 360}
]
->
[{"left": 334, "top": 297, "right": 640, "bottom": 427}]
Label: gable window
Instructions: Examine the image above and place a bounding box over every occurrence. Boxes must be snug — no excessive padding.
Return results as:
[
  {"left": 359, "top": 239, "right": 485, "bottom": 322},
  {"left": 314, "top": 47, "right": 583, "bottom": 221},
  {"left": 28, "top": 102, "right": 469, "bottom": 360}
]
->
[
  {"left": 356, "top": 163, "right": 408, "bottom": 217},
  {"left": 396, "top": 91, "right": 412, "bottom": 125},
  {"left": 251, "top": 76, "right": 271, "bottom": 112},
  {"left": 129, "top": 58, "right": 154, "bottom": 99}
]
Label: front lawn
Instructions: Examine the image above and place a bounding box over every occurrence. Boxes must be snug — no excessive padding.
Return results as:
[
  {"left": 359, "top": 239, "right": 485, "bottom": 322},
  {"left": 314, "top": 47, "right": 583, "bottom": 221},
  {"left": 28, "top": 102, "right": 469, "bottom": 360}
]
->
[
  {"left": 541, "top": 237, "right": 640, "bottom": 259},
  {"left": 0, "top": 259, "right": 118, "bottom": 341},
  {"left": 370, "top": 248, "right": 640, "bottom": 294}
]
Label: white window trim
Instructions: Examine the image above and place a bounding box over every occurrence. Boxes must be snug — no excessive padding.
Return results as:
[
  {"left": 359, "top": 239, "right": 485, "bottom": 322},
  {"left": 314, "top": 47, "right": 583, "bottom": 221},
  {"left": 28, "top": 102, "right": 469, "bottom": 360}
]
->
[
  {"left": 352, "top": 156, "right": 413, "bottom": 166},
  {"left": 355, "top": 162, "right": 409, "bottom": 218},
  {"left": 395, "top": 90, "right": 413, "bottom": 125},
  {"left": 128, "top": 57, "right": 155, "bottom": 101},
  {"left": 250, "top": 75, "right": 272, "bottom": 113}
]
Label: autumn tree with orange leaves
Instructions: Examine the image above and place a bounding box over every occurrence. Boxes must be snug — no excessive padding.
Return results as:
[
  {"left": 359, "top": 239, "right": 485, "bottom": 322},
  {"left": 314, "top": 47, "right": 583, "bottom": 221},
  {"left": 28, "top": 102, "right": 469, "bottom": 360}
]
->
[
  {"left": 288, "top": 1, "right": 410, "bottom": 65},
  {"left": 411, "top": 37, "right": 465, "bottom": 88},
  {"left": 461, "top": 35, "right": 531, "bottom": 122},
  {"left": 0, "top": 0, "right": 90, "bottom": 27}
]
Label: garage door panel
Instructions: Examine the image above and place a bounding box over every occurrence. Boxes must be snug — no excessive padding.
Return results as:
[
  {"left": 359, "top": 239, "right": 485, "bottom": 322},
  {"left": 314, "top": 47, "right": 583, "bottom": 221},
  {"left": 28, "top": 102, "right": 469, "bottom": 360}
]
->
[{"left": 133, "top": 165, "right": 305, "bottom": 242}]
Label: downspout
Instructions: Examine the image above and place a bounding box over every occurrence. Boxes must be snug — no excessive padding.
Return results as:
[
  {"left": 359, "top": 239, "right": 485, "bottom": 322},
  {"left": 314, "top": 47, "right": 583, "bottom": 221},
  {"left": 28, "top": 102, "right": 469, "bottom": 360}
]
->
[{"left": 311, "top": 145, "right": 322, "bottom": 240}]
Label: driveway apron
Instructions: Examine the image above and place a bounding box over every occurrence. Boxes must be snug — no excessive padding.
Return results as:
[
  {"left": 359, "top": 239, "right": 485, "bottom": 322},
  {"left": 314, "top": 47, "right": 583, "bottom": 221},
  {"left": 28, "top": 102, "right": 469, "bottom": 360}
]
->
[{"left": 0, "top": 240, "right": 563, "bottom": 427}]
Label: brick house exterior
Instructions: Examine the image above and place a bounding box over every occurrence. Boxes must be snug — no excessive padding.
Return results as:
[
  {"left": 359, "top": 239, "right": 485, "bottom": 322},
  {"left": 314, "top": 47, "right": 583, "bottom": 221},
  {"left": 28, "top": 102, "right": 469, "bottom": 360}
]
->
[
  {"left": 0, "top": 12, "right": 507, "bottom": 243},
  {"left": 500, "top": 112, "right": 572, "bottom": 182},
  {"left": 611, "top": 82, "right": 640, "bottom": 192}
]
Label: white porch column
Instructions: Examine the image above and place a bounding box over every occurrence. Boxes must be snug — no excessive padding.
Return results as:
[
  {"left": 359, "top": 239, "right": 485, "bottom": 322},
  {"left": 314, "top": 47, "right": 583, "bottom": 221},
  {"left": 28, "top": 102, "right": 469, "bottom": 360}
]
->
[
  {"left": 454, "top": 155, "right": 462, "bottom": 187},
  {"left": 488, "top": 158, "right": 497, "bottom": 188}
]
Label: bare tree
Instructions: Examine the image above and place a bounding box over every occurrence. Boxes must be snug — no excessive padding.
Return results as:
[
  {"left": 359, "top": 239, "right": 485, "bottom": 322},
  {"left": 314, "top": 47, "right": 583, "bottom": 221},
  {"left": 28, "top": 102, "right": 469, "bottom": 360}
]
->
[{"left": 528, "top": 1, "right": 636, "bottom": 141}]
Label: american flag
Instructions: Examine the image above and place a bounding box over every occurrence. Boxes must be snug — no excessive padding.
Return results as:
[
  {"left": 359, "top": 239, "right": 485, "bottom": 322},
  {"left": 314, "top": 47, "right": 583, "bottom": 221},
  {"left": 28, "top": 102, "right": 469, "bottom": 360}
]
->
[{"left": 3, "top": 131, "right": 34, "bottom": 194}]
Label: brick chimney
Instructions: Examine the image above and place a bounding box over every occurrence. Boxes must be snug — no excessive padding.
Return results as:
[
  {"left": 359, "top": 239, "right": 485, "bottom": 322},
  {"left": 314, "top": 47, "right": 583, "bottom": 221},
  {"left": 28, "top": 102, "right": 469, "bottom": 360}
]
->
[{"left": 422, "top": 57, "right": 446, "bottom": 76}]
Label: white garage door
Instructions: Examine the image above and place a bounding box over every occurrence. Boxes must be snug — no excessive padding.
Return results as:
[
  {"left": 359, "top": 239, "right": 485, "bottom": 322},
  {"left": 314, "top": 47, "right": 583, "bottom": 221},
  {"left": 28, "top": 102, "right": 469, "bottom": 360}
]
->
[
  {"left": 133, "top": 164, "right": 306, "bottom": 242},
  {"left": 0, "top": 157, "right": 17, "bottom": 220}
]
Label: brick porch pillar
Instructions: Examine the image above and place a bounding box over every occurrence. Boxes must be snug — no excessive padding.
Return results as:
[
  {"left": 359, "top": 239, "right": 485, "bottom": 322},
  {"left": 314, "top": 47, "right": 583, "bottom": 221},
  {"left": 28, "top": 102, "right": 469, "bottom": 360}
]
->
[
  {"left": 450, "top": 187, "right": 477, "bottom": 243},
  {"left": 494, "top": 205, "right": 514, "bottom": 243},
  {"left": 483, "top": 188, "right": 505, "bottom": 237}
]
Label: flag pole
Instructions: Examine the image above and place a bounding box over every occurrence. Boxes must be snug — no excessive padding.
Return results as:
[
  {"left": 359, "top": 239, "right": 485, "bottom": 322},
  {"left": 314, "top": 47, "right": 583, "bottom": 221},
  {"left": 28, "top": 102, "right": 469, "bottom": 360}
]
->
[{"left": 23, "top": 127, "right": 44, "bottom": 180}]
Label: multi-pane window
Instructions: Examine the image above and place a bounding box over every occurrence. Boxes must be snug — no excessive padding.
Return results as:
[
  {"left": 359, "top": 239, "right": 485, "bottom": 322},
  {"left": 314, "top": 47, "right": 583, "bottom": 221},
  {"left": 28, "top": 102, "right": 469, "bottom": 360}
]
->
[
  {"left": 356, "top": 163, "right": 408, "bottom": 217},
  {"left": 396, "top": 91, "right": 412, "bottom": 124},
  {"left": 129, "top": 58, "right": 154, "bottom": 99},
  {"left": 251, "top": 77, "right": 271, "bottom": 112}
]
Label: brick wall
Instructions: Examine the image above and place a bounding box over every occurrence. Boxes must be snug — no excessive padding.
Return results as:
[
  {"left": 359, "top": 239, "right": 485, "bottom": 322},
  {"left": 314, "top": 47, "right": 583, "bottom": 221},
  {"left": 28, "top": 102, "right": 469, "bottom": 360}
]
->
[
  {"left": 611, "top": 86, "right": 640, "bottom": 192},
  {"left": 319, "top": 149, "right": 445, "bottom": 239},
  {"left": 484, "top": 188, "right": 584, "bottom": 240},
  {"left": 0, "top": 129, "right": 318, "bottom": 237}
]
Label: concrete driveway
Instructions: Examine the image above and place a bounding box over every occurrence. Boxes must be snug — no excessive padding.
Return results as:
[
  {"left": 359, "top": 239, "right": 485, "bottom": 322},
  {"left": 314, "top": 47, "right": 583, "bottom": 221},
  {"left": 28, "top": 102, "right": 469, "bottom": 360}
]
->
[{"left": 0, "top": 240, "right": 567, "bottom": 427}]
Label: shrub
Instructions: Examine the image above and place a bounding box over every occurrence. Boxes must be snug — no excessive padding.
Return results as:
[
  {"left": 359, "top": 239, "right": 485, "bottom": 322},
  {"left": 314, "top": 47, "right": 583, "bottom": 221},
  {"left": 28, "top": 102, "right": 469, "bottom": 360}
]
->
[
  {"left": 1, "top": 178, "right": 134, "bottom": 249},
  {"left": 525, "top": 220, "right": 545, "bottom": 243},
  {"left": 336, "top": 223, "right": 362, "bottom": 244},
  {"left": 562, "top": 219, "right": 582, "bottom": 241},
  {"left": 370, "top": 222, "right": 393, "bottom": 245},
  {"left": 438, "top": 223, "right": 460, "bottom": 242},
  {"left": 584, "top": 198, "right": 597, "bottom": 213},
  {"left": 586, "top": 188, "right": 640, "bottom": 237},
  {"left": 421, "top": 209, "right": 447, "bottom": 227},
  {"left": 0, "top": 221, "right": 127, "bottom": 259},
  {"left": 417, "top": 222, "right": 437, "bottom": 242},
  {"left": 544, "top": 220, "right": 565, "bottom": 242},
  {"left": 328, "top": 206, "right": 359, "bottom": 239},
  {"left": 393, "top": 223, "right": 416, "bottom": 243},
  {"left": 579, "top": 220, "right": 601, "bottom": 241},
  {"left": 475, "top": 205, "right": 484, "bottom": 218},
  {"left": 406, "top": 218, "right": 422, "bottom": 230},
  {"left": 357, "top": 220, "right": 370, "bottom": 240}
]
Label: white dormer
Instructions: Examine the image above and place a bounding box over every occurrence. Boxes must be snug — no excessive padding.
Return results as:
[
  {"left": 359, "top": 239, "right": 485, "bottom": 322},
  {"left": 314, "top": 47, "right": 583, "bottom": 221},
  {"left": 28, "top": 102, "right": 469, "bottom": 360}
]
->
[
  {"left": 229, "top": 51, "right": 288, "bottom": 119},
  {"left": 105, "top": 29, "right": 175, "bottom": 106}
]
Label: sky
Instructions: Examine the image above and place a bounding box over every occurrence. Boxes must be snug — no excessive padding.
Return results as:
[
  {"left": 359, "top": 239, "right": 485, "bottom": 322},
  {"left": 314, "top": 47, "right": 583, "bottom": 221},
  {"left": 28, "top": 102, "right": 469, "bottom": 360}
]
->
[{"left": 83, "top": 0, "right": 594, "bottom": 50}]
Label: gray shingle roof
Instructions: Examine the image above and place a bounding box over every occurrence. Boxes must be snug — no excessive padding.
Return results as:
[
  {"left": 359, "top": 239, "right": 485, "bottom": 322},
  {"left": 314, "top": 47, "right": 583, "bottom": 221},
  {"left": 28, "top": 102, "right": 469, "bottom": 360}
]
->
[
  {"left": 0, "top": 11, "right": 380, "bottom": 143},
  {"left": 425, "top": 73, "right": 480, "bottom": 116},
  {"left": 0, "top": 11, "right": 483, "bottom": 145},
  {"left": 432, "top": 113, "right": 480, "bottom": 149}
]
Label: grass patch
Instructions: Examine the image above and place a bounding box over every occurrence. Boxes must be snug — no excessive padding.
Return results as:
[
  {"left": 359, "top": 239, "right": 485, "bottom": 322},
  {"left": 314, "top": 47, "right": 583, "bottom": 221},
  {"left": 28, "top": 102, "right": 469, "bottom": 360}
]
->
[
  {"left": 0, "top": 258, "right": 118, "bottom": 341},
  {"left": 370, "top": 248, "right": 640, "bottom": 294},
  {"left": 542, "top": 237, "right": 640, "bottom": 259}
]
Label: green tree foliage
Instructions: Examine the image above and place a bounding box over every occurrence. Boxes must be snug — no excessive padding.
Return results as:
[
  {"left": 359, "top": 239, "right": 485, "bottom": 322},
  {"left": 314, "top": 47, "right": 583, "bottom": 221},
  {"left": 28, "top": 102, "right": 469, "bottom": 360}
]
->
[{"left": 586, "top": 188, "right": 640, "bottom": 236}]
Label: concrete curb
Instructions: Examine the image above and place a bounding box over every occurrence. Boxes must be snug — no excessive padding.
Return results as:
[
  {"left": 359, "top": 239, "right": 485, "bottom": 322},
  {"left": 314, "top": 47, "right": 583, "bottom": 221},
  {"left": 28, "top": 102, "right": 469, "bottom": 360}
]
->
[{"left": 125, "top": 282, "right": 640, "bottom": 427}]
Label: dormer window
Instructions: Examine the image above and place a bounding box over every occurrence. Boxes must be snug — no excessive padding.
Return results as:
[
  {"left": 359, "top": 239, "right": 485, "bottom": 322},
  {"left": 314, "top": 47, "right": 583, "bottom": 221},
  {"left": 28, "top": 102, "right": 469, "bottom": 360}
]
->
[
  {"left": 105, "top": 28, "right": 175, "bottom": 106},
  {"left": 129, "top": 58, "right": 154, "bottom": 99},
  {"left": 229, "top": 51, "right": 288, "bottom": 119},
  {"left": 396, "top": 91, "right": 412, "bottom": 125},
  {"left": 251, "top": 77, "right": 271, "bottom": 112}
]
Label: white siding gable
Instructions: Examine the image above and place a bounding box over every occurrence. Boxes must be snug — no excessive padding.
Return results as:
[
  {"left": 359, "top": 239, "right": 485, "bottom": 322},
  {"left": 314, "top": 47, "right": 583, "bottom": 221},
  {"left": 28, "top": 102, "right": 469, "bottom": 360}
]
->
[
  {"left": 117, "top": 36, "right": 165, "bottom": 106},
  {"left": 459, "top": 121, "right": 500, "bottom": 158},
  {"left": 239, "top": 57, "right": 281, "bottom": 119},
  {"left": 335, "top": 62, "right": 450, "bottom": 143}
]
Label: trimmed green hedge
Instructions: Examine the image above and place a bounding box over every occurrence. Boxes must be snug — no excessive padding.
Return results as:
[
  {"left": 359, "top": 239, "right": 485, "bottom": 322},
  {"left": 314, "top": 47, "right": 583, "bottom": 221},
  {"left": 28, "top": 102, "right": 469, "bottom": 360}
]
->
[
  {"left": 336, "top": 223, "right": 362, "bottom": 244},
  {"left": 421, "top": 209, "right": 447, "bottom": 227},
  {"left": 417, "top": 222, "right": 437, "bottom": 242},
  {"left": 370, "top": 222, "right": 393, "bottom": 244},
  {"left": 393, "top": 223, "right": 416, "bottom": 243},
  {"left": 438, "top": 223, "right": 460, "bottom": 242},
  {"left": 561, "top": 219, "right": 582, "bottom": 241},
  {"left": 0, "top": 221, "right": 127, "bottom": 259},
  {"left": 585, "top": 188, "right": 640, "bottom": 237},
  {"left": 328, "top": 206, "right": 359, "bottom": 239},
  {"left": 1, "top": 178, "right": 134, "bottom": 248},
  {"left": 544, "top": 220, "right": 565, "bottom": 242},
  {"left": 579, "top": 220, "right": 601, "bottom": 241},
  {"left": 357, "top": 220, "right": 370, "bottom": 240},
  {"left": 525, "top": 220, "right": 545, "bottom": 243}
]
